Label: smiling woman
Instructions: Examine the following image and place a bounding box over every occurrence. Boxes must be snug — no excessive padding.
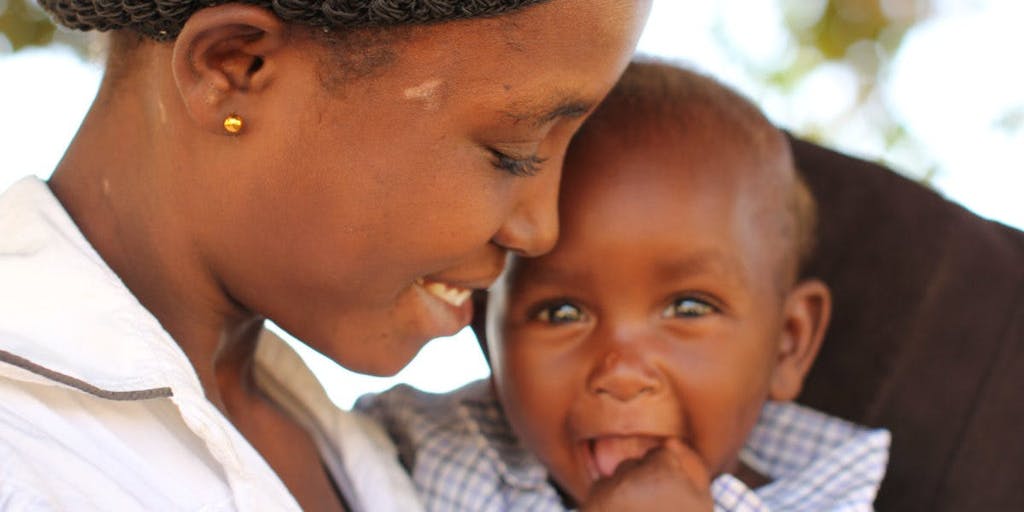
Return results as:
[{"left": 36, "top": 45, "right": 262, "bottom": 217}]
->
[{"left": 0, "top": 0, "right": 651, "bottom": 510}]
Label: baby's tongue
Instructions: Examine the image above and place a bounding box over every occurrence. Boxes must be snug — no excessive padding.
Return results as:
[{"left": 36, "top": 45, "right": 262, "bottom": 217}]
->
[{"left": 591, "top": 436, "right": 662, "bottom": 477}]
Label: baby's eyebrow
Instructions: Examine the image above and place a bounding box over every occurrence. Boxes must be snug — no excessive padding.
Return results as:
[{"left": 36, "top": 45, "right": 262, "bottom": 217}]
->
[
  {"left": 654, "top": 251, "right": 748, "bottom": 287},
  {"left": 510, "top": 262, "right": 593, "bottom": 288}
]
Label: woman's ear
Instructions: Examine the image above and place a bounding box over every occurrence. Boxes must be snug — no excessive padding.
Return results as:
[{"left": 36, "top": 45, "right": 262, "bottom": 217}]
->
[
  {"left": 171, "top": 4, "right": 287, "bottom": 134},
  {"left": 769, "top": 278, "right": 832, "bottom": 401}
]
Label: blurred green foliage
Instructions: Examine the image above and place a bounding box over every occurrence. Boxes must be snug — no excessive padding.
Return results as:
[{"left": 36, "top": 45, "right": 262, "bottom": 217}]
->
[
  {"left": 0, "top": 0, "right": 939, "bottom": 179},
  {"left": 0, "top": 0, "right": 56, "bottom": 51},
  {"left": 728, "top": 0, "right": 937, "bottom": 181},
  {"left": 0, "top": 0, "right": 933, "bottom": 60}
]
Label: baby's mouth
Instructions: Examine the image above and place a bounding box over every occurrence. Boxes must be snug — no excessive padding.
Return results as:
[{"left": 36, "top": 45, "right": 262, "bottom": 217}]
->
[
  {"left": 414, "top": 277, "right": 472, "bottom": 307},
  {"left": 585, "top": 435, "right": 666, "bottom": 480}
]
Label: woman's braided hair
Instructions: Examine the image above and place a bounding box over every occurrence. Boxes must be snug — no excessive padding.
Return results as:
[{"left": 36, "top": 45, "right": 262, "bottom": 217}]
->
[{"left": 39, "top": 0, "right": 552, "bottom": 41}]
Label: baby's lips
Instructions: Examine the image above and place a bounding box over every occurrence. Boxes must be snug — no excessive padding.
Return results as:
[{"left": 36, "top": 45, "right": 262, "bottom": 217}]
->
[{"left": 589, "top": 435, "right": 665, "bottom": 478}]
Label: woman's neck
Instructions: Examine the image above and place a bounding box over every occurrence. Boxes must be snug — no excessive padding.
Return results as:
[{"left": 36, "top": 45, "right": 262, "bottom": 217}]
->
[
  {"left": 46, "top": 43, "right": 347, "bottom": 511},
  {"left": 47, "top": 65, "right": 262, "bottom": 412}
]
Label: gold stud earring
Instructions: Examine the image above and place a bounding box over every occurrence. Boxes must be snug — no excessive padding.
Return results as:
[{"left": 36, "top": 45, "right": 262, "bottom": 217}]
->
[{"left": 223, "top": 114, "right": 243, "bottom": 134}]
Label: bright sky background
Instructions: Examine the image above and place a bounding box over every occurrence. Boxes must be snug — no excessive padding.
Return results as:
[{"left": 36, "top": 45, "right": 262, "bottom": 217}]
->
[{"left": 1, "top": 0, "right": 1021, "bottom": 408}]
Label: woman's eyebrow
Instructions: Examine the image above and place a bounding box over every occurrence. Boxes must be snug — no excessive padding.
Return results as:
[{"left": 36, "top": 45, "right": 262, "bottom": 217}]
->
[
  {"left": 502, "top": 97, "right": 594, "bottom": 127},
  {"left": 537, "top": 101, "right": 593, "bottom": 124}
]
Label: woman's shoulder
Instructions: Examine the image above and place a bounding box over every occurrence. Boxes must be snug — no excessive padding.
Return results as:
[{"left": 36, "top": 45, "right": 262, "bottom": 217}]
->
[{"left": 0, "top": 375, "right": 241, "bottom": 510}]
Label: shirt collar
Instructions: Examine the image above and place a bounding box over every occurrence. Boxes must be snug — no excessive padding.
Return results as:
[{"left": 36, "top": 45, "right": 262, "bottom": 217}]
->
[
  {"left": 714, "top": 401, "right": 891, "bottom": 510},
  {"left": 457, "top": 380, "right": 553, "bottom": 491},
  {"left": 0, "top": 176, "right": 201, "bottom": 398}
]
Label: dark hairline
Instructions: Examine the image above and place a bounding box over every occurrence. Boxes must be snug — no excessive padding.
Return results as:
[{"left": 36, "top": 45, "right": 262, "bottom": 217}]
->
[{"left": 40, "top": 0, "right": 557, "bottom": 42}]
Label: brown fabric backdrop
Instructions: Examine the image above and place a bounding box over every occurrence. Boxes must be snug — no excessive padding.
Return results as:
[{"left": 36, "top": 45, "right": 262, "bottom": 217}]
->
[{"left": 791, "top": 136, "right": 1024, "bottom": 511}]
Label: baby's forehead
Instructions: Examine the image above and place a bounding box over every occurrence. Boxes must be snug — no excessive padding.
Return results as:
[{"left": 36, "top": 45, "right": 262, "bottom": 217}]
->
[
  {"left": 505, "top": 242, "right": 750, "bottom": 290},
  {"left": 552, "top": 62, "right": 809, "bottom": 284},
  {"left": 563, "top": 116, "right": 786, "bottom": 221},
  {"left": 553, "top": 123, "right": 798, "bottom": 286}
]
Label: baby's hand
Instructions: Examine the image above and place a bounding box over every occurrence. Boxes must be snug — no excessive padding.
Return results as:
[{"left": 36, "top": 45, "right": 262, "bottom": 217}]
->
[{"left": 580, "top": 438, "right": 713, "bottom": 512}]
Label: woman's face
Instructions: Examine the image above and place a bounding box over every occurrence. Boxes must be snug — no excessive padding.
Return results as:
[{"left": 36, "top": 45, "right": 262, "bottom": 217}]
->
[{"left": 198, "top": 0, "right": 650, "bottom": 374}]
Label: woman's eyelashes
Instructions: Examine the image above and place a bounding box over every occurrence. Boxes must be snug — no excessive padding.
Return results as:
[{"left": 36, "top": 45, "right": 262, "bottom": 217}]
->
[
  {"left": 489, "top": 148, "right": 547, "bottom": 177},
  {"left": 662, "top": 296, "right": 719, "bottom": 319},
  {"left": 532, "top": 301, "right": 585, "bottom": 324}
]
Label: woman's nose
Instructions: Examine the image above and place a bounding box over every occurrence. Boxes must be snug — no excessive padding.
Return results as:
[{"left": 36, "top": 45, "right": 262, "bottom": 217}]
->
[
  {"left": 586, "top": 348, "right": 662, "bottom": 402},
  {"left": 490, "top": 172, "right": 560, "bottom": 257}
]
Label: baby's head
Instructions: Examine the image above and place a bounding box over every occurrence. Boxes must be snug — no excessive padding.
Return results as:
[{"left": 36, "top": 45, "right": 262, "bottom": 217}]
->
[{"left": 485, "top": 61, "right": 831, "bottom": 503}]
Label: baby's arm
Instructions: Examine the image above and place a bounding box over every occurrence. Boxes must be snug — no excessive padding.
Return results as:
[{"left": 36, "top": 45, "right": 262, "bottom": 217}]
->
[{"left": 580, "top": 439, "right": 713, "bottom": 512}]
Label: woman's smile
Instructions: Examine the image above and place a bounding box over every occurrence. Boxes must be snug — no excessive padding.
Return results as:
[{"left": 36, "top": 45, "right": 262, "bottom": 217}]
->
[
  {"left": 405, "top": 273, "right": 498, "bottom": 339},
  {"left": 404, "top": 282, "right": 473, "bottom": 340},
  {"left": 414, "top": 277, "right": 473, "bottom": 308}
]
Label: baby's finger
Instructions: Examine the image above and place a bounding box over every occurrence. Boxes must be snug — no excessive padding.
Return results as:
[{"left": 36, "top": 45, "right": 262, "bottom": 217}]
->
[{"left": 657, "top": 438, "right": 712, "bottom": 488}]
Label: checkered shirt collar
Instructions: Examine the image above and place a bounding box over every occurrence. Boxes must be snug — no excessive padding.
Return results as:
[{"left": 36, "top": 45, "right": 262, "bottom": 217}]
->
[
  {"left": 360, "top": 381, "right": 889, "bottom": 512},
  {"left": 461, "top": 388, "right": 890, "bottom": 511},
  {"left": 456, "top": 387, "right": 552, "bottom": 491},
  {"left": 713, "top": 401, "right": 890, "bottom": 511}
]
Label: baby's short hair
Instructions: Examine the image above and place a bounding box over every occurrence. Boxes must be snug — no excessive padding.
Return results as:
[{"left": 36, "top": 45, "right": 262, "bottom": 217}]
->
[{"left": 578, "top": 61, "right": 818, "bottom": 281}]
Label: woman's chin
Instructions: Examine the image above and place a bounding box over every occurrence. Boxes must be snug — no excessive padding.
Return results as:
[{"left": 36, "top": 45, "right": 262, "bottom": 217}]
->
[{"left": 304, "top": 282, "right": 474, "bottom": 376}]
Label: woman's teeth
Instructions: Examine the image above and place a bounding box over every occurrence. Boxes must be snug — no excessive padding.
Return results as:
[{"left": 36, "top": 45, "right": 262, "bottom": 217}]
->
[{"left": 416, "top": 278, "right": 472, "bottom": 307}]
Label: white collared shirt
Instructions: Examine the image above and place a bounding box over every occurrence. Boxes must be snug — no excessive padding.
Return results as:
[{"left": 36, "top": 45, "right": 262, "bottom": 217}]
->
[{"left": 0, "top": 176, "right": 423, "bottom": 511}]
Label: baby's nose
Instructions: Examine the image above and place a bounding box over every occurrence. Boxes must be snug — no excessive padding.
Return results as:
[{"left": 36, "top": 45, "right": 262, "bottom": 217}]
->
[{"left": 586, "top": 349, "right": 662, "bottom": 402}]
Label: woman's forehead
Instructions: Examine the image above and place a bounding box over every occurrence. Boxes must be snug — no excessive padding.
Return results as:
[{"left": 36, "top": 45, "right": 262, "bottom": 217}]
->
[{"left": 342, "top": 1, "right": 644, "bottom": 118}]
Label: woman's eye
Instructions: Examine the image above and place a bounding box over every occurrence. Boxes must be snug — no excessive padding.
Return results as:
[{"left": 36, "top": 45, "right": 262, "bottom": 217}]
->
[
  {"left": 489, "top": 148, "right": 546, "bottom": 177},
  {"left": 534, "top": 302, "right": 584, "bottom": 324},
  {"left": 663, "top": 297, "right": 717, "bottom": 318}
]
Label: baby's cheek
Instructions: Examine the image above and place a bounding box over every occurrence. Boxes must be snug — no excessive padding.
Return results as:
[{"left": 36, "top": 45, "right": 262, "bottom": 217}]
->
[
  {"left": 539, "top": 440, "right": 588, "bottom": 506},
  {"left": 507, "top": 392, "right": 582, "bottom": 498},
  {"left": 693, "top": 391, "right": 767, "bottom": 476},
  {"left": 502, "top": 344, "right": 589, "bottom": 496}
]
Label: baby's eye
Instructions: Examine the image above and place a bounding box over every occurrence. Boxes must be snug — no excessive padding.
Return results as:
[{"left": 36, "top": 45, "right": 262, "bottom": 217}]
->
[
  {"left": 534, "top": 302, "right": 585, "bottom": 324},
  {"left": 662, "top": 297, "right": 717, "bottom": 318}
]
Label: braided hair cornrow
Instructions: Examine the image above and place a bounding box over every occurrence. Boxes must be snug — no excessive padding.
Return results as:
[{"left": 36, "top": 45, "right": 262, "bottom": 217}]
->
[{"left": 39, "top": 0, "right": 552, "bottom": 41}]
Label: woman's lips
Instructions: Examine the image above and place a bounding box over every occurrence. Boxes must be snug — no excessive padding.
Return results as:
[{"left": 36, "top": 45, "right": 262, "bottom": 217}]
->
[
  {"left": 585, "top": 435, "right": 667, "bottom": 480},
  {"left": 414, "top": 277, "right": 472, "bottom": 307}
]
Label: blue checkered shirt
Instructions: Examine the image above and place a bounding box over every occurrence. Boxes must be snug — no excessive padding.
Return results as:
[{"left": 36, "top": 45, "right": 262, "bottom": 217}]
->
[{"left": 355, "top": 380, "right": 890, "bottom": 512}]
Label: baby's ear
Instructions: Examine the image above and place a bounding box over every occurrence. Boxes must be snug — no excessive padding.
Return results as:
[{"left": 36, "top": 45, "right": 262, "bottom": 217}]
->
[{"left": 768, "top": 278, "right": 832, "bottom": 401}]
